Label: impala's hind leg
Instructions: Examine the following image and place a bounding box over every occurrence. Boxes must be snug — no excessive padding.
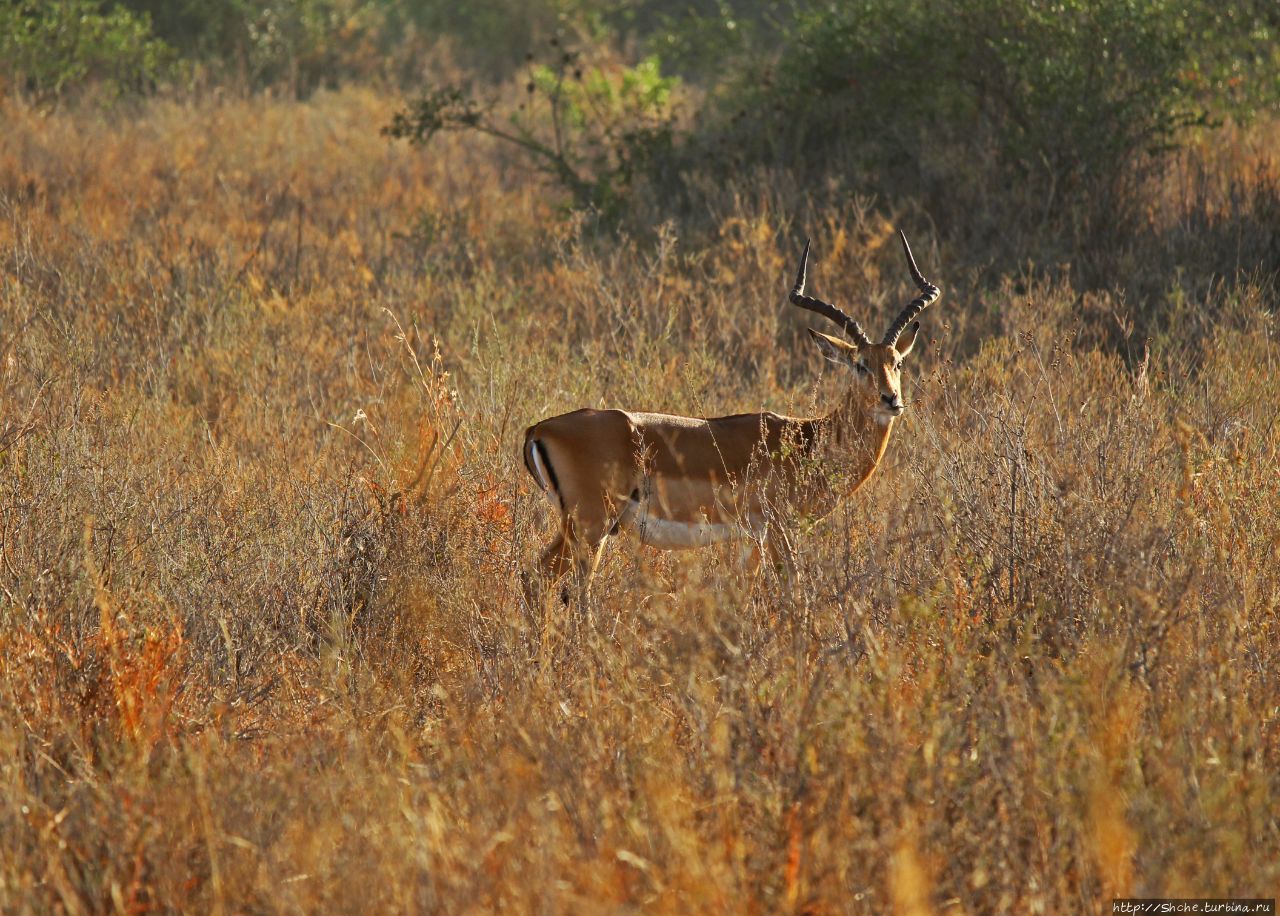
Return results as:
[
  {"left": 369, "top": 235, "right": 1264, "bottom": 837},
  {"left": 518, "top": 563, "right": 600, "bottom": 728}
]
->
[
  {"left": 522, "top": 526, "right": 574, "bottom": 607},
  {"left": 565, "top": 514, "right": 616, "bottom": 604},
  {"left": 536, "top": 528, "right": 574, "bottom": 581},
  {"left": 523, "top": 428, "right": 632, "bottom": 607},
  {"left": 528, "top": 514, "right": 614, "bottom": 606}
]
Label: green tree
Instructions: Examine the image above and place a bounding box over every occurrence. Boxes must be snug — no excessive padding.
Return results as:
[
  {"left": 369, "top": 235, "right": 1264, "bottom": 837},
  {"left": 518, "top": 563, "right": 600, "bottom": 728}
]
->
[
  {"left": 716, "top": 0, "right": 1280, "bottom": 221},
  {"left": 1, "top": 0, "right": 172, "bottom": 99},
  {"left": 388, "top": 50, "right": 680, "bottom": 218}
]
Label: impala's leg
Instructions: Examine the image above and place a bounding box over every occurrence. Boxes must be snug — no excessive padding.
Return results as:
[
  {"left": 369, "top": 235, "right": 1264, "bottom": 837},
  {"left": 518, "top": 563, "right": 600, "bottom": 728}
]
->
[
  {"left": 565, "top": 513, "right": 615, "bottom": 602},
  {"left": 525, "top": 523, "right": 580, "bottom": 607},
  {"left": 522, "top": 522, "right": 575, "bottom": 608},
  {"left": 537, "top": 527, "right": 574, "bottom": 581},
  {"left": 524, "top": 420, "right": 635, "bottom": 606},
  {"left": 529, "top": 510, "right": 615, "bottom": 606}
]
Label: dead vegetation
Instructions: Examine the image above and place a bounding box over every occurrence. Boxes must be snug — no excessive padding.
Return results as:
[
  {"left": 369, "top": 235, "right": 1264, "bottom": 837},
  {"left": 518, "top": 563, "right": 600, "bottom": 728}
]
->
[{"left": 0, "top": 84, "right": 1277, "bottom": 911}]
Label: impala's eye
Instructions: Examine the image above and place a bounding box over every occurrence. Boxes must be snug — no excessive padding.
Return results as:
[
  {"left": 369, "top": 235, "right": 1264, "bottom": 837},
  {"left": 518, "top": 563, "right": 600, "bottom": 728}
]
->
[{"left": 855, "top": 362, "right": 869, "bottom": 375}]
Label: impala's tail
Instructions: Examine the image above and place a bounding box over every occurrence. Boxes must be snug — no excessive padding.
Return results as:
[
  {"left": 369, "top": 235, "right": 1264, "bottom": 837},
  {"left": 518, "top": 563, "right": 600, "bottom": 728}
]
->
[{"left": 523, "top": 428, "right": 561, "bottom": 511}]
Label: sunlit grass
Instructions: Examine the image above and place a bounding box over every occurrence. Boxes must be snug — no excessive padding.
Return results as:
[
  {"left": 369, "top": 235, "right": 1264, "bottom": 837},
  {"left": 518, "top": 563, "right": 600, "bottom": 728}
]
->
[{"left": 0, "top": 85, "right": 1277, "bottom": 911}]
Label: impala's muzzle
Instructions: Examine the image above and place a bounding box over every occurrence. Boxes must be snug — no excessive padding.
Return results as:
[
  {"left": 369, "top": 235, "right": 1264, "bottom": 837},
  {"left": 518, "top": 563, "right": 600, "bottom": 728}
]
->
[{"left": 881, "top": 393, "right": 905, "bottom": 415}]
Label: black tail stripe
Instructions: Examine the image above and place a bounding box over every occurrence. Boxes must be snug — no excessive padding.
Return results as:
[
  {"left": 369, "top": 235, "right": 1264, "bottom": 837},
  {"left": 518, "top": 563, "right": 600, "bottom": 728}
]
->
[{"left": 534, "top": 439, "right": 560, "bottom": 494}]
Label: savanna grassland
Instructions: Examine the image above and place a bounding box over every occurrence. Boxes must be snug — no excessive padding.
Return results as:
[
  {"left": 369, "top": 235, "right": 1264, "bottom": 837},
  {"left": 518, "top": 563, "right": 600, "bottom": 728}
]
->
[{"left": 2, "top": 34, "right": 1280, "bottom": 914}]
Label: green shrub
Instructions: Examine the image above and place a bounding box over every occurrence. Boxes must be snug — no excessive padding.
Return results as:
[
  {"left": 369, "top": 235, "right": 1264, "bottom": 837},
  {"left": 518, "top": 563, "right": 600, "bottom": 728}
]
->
[
  {"left": 712, "top": 0, "right": 1280, "bottom": 229},
  {"left": 0, "top": 0, "right": 172, "bottom": 99},
  {"left": 120, "top": 0, "right": 404, "bottom": 95},
  {"left": 387, "top": 50, "right": 680, "bottom": 218}
]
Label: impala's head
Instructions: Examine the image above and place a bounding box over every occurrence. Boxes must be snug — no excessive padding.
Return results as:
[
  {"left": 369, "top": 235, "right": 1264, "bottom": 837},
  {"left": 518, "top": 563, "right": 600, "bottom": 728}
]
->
[{"left": 789, "top": 232, "right": 940, "bottom": 424}]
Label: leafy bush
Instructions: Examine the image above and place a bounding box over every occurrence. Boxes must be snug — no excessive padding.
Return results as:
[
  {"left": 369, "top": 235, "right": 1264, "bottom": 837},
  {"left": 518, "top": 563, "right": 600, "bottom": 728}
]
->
[
  {"left": 710, "top": 0, "right": 1280, "bottom": 232},
  {"left": 119, "top": 0, "right": 594, "bottom": 91},
  {"left": 120, "top": 0, "right": 409, "bottom": 95},
  {"left": 387, "top": 50, "right": 680, "bottom": 217},
  {"left": 391, "top": 0, "right": 575, "bottom": 80},
  {"left": 0, "top": 0, "right": 172, "bottom": 99}
]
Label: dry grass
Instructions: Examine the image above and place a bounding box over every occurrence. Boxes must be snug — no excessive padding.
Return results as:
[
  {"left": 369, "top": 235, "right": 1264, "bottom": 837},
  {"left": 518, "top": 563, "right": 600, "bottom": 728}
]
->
[{"left": 1, "top": 84, "right": 1278, "bottom": 912}]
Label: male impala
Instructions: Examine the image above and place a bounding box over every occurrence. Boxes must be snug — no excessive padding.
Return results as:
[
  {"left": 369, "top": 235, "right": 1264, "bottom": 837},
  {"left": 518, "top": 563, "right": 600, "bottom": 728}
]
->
[{"left": 523, "top": 231, "right": 941, "bottom": 589}]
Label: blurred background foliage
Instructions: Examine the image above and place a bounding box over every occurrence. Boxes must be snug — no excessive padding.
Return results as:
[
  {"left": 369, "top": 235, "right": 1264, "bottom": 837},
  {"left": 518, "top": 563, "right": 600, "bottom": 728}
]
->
[
  {"left": 3, "top": 3, "right": 1280, "bottom": 909},
  {"left": 3, "top": 0, "right": 1278, "bottom": 322}
]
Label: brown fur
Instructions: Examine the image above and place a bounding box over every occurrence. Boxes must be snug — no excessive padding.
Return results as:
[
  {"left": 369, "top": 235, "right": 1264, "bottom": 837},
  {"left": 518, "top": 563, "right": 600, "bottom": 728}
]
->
[{"left": 523, "top": 329, "right": 920, "bottom": 587}]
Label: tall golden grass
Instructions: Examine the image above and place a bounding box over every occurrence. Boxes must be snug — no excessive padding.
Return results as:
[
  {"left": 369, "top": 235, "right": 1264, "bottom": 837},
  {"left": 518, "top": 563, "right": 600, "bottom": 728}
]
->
[{"left": 1, "top": 84, "right": 1277, "bottom": 911}]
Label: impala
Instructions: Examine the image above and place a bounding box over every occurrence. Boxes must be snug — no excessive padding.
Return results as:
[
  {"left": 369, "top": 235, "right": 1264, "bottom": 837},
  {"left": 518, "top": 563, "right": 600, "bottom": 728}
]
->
[{"left": 522, "top": 231, "right": 941, "bottom": 589}]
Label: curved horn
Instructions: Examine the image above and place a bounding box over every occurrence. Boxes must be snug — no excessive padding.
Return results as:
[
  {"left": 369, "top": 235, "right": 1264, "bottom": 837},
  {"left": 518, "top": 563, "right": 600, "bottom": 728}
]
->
[
  {"left": 882, "top": 230, "right": 941, "bottom": 347},
  {"left": 788, "top": 239, "right": 872, "bottom": 348}
]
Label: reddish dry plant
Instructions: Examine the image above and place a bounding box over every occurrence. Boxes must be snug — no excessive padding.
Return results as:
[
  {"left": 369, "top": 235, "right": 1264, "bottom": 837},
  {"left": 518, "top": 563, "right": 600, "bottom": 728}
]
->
[{"left": 0, "top": 84, "right": 1277, "bottom": 913}]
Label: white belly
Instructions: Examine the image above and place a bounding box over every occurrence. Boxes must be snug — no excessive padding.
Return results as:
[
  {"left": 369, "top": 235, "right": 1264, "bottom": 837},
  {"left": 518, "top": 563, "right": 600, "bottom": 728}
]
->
[{"left": 627, "top": 506, "right": 760, "bottom": 549}]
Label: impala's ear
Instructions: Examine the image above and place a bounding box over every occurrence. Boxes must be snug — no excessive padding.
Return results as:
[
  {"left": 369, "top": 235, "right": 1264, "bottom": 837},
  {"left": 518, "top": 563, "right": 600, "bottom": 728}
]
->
[
  {"left": 895, "top": 321, "right": 922, "bottom": 358},
  {"left": 807, "top": 328, "right": 859, "bottom": 367}
]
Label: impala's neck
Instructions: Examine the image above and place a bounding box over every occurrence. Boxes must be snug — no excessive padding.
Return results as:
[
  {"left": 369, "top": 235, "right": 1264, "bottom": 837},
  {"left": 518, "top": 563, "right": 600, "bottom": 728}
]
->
[{"left": 820, "top": 387, "right": 895, "bottom": 497}]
